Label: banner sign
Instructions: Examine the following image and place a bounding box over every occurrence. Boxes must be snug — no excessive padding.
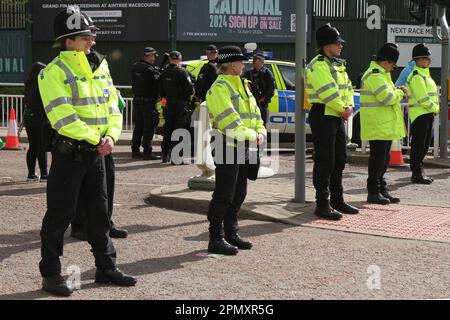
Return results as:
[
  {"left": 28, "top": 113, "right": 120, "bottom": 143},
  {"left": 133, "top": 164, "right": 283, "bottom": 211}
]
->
[
  {"left": 0, "top": 31, "right": 27, "bottom": 83},
  {"left": 387, "top": 24, "right": 441, "bottom": 67},
  {"left": 177, "top": 0, "right": 311, "bottom": 43},
  {"left": 32, "top": 0, "right": 169, "bottom": 42}
]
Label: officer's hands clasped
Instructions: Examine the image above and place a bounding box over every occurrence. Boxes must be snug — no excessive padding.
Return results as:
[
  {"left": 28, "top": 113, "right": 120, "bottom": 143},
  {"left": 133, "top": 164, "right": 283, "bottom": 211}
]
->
[
  {"left": 97, "top": 136, "right": 115, "bottom": 156},
  {"left": 397, "top": 85, "right": 409, "bottom": 100},
  {"left": 341, "top": 106, "right": 353, "bottom": 120}
]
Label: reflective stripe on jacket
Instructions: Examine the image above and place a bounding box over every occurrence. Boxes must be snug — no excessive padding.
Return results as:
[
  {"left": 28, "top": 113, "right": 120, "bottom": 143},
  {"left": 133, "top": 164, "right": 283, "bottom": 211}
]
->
[
  {"left": 360, "top": 61, "right": 405, "bottom": 141},
  {"left": 305, "top": 54, "right": 354, "bottom": 117},
  {"left": 406, "top": 66, "right": 439, "bottom": 124},
  {"left": 206, "top": 74, "right": 266, "bottom": 142},
  {"left": 38, "top": 51, "right": 122, "bottom": 146}
]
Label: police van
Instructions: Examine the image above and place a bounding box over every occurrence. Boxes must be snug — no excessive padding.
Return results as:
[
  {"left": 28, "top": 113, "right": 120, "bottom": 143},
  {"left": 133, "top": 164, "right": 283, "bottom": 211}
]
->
[{"left": 184, "top": 57, "right": 361, "bottom": 140}]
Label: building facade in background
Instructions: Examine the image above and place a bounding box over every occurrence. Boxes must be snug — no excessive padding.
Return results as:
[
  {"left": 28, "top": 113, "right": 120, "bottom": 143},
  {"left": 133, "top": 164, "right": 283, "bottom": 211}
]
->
[{"left": 0, "top": 0, "right": 436, "bottom": 85}]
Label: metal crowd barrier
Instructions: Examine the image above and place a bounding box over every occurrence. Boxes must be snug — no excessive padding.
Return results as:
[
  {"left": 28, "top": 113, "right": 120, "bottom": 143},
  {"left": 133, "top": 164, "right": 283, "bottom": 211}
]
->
[
  {"left": 360, "top": 103, "right": 441, "bottom": 158},
  {"left": 0, "top": 83, "right": 135, "bottom": 132}
]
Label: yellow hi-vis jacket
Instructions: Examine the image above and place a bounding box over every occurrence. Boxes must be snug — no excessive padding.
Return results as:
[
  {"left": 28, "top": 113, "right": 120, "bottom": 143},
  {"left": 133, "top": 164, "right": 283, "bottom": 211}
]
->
[
  {"left": 206, "top": 74, "right": 266, "bottom": 143},
  {"left": 360, "top": 61, "right": 405, "bottom": 141},
  {"left": 305, "top": 54, "right": 354, "bottom": 117},
  {"left": 38, "top": 51, "right": 122, "bottom": 146},
  {"left": 406, "top": 66, "right": 439, "bottom": 124}
]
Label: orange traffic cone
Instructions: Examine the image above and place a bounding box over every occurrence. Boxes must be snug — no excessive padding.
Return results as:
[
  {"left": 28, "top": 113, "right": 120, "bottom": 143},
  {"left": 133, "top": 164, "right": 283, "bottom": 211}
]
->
[
  {"left": 389, "top": 139, "right": 405, "bottom": 166},
  {"left": 3, "top": 107, "right": 22, "bottom": 150}
]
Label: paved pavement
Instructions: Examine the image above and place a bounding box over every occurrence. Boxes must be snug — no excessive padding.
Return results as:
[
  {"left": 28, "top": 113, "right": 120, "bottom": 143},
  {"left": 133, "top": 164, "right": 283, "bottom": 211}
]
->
[{"left": 0, "top": 144, "right": 449, "bottom": 300}]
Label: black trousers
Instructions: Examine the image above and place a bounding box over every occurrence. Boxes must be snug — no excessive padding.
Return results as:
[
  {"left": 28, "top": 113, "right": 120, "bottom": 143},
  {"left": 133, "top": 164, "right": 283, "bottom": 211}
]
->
[
  {"left": 161, "top": 102, "right": 186, "bottom": 156},
  {"left": 410, "top": 113, "right": 434, "bottom": 175},
  {"left": 208, "top": 161, "right": 248, "bottom": 239},
  {"left": 258, "top": 102, "right": 268, "bottom": 127},
  {"left": 39, "top": 149, "right": 116, "bottom": 277},
  {"left": 25, "top": 125, "right": 49, "bottom": 176},
  {"left": 308, "top": 104, "right": 347, "bottom": 207},
  {"left": 131, "top": 98, "right": 158, "bottom": 155},
  {"left": 367, "top": 140, "right": 392, "bottom": 194},
  {"left": 72, "top": 153, "right": 115, "bottom": 231}
]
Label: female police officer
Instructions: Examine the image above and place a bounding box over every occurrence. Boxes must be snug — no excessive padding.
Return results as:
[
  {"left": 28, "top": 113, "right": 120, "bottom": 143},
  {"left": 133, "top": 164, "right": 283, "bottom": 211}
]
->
[
  {"left": 406, "top": 44, "right": 439, "bottom": 184},
  {"left": 360, "top": 43, "right": 406, "bottom": 204},
  {"left": 205, "top": 46, "right": 266, "bottom": 255}
]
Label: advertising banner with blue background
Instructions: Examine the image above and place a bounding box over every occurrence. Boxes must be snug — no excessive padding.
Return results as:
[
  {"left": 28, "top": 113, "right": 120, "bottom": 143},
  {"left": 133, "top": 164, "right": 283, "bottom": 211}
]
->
[{"left": 177, "top": 0, "right": 311, "bottom": 43}]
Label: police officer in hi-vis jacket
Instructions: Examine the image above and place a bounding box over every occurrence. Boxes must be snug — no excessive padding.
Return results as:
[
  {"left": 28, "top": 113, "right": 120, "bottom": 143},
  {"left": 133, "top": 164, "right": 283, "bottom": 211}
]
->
[
  {"left": 306, "top": 23, "right": 359, "bottom": 221},
  {"left": 38, "top": 6, "right": 136, "bottom": 296}
]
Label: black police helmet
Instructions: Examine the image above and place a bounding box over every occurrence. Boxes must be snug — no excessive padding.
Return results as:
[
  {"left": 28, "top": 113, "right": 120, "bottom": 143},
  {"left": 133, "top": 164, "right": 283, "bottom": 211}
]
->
[
  {"left": 412, "top": 44, "right": 431, "bottom": 59},
  {"left": 54, "top": 5, "right": 96, "bottom": 41},
  {"left": 376, "top": 43, "right": 400, "bottom": 64},
  {"left": 316, "top": 23, "right": 345, "bottom": 48}
]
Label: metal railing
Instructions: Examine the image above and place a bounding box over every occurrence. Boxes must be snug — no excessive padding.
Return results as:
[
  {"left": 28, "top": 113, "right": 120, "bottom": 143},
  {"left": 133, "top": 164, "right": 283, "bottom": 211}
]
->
[
  {"left": 0, "top": 0, "right": 27, "bottom": 29},
  {"left": 360, "top": 104, "right": 441, "bottom": 158},
  {"left": 0, "top": 84, "right": 136, "bottom": 132}
]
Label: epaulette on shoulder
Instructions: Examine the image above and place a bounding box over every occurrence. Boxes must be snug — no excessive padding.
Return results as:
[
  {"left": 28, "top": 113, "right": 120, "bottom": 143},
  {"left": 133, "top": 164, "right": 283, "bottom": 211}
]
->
[
  {"left": 413, "top": 70, "right": 419, "bottom": 75},
  {"left": 372, "top": 69, "right": 380, "bottom": 74},
  {"left": 317, "top": 56, "right": 325, "bottom": 61}
]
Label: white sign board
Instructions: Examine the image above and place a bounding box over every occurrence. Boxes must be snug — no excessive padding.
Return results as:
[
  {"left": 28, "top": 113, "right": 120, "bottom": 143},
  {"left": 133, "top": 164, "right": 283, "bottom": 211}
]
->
[{"left": 387, "top": 24, "right": 441, "bottom": 67}]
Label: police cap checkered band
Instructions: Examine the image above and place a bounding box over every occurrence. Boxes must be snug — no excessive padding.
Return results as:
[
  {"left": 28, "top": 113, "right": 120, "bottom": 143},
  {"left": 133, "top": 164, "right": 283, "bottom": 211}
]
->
[{"left": 217, "top": 46, "right": 247, "bottom": 64}]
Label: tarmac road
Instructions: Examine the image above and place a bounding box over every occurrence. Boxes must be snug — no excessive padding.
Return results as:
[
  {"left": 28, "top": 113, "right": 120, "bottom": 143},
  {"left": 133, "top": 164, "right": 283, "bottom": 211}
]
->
[{"left": 0, "top": 144, "right": 449, "bottom": 300}]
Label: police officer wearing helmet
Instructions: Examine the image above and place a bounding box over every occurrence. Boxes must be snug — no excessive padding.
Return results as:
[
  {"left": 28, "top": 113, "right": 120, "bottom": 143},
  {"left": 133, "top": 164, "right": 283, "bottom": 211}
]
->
[
  {"left": 306, "top": 23, "right": 359, "bottom": 220},
  {"left": 38, "top": 5, "right": 136, "bottom": 296},
  {"left": 206, "top": 46, "right": 266, "bottom": 255},
  {"left": 195, "top": 44, "right": 219, "bottom": 102},
  {"left": 159, "top": 51, "right": 194, "bottom": 163},
  {"left": 360, "top": 43, "right": 406, "bottom": 205},
  {"left": 406, "top": 44, "right": 439, "bottom": 184},
  {"left": 243, "top": 52, "right": 275, "bottom": 126},
  {"left": 131, "top": 47, "right": 161, "bottom": 160},
  {"left": 71, "top": 14, "right": 129, "bottom": 241}
]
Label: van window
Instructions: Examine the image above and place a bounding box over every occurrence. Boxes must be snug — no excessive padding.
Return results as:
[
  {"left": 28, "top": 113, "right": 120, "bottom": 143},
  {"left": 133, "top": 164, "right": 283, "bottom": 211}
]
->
[{"left": 278, "top": 65, "right": 296, "bottom": 90}]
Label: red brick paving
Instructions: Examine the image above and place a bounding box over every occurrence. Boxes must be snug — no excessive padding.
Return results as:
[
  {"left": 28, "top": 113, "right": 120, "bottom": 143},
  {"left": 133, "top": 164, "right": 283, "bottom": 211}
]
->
[{"left": 306, "top": 204, "right": 450, "bottom": 243}]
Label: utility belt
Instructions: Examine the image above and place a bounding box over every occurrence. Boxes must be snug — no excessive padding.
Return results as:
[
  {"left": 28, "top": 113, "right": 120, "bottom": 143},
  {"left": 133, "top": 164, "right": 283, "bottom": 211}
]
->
[
  {"left": 312, "top": 103, "right": 325, "bottom": 108},
  {"left": 53, "top": 134, "right": 97, "bottom": 155}
]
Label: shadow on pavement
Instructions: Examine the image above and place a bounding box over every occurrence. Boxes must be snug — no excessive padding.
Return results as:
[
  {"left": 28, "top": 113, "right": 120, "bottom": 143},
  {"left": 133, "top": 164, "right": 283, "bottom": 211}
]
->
[
  {"left": 0, "top": 186, "right": 46, "bottom": 197},
  {"left": 80, "top": 250, "right": 207, "bottom": 279},
  {"left": 184, "top": 221, "right": 298, "bottom": 242}
]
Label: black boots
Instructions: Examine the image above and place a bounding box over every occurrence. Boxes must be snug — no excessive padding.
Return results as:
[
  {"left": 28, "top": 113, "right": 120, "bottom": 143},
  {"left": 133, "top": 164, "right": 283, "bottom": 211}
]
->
[
  {"left": 143, "top": 153, "right": 161, "bottom": 160},
  {"left": 381, "top": 191, "right": 400, "bottom": 203},
  {"left": 208, "top": 238, "right": 238, "bottom": 255},
  {"left": 161, "top": 153, "right": 171, "bottom": 163},
  {"left": 314, "top": 203, "right": 343, "bottom": 220},
  {"left": 225, "top": 233, "right": 252, "bottom": 250},
  {"left": 330, "top": 201, "right": 359, "bottom": 214},
  {"left": 411, "top": 174, "right": 433, "bottom": 184},
  {"left": 42, "top": 275, "right": 73, "bottom": 296},
  {"left": 367, "top": 193, "right": 391, "bottom": 205},
  {"left": 131, "top": 151, "right": 143, "bottom": 159},
  {"left": 110, "top": 226, "right": 128, "bottom": 238},
  {"left": 95, "top": 268, "right": 137, "bottom": 286},
  {"left": 42, "top": 270, "right": 137, "bottom": 296}
]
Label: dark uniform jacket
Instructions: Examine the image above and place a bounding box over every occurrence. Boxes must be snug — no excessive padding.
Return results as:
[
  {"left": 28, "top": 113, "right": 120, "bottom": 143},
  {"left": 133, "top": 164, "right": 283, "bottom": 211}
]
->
[
  {"left": 24, "top": 80, "right": 49, "bottom": 127},
  {"left": 131, "top": 60, "right": 160, "bottom": 100},
  {"left": 195, "top": 60, "right": 218, "bottom": 101},
  {"left": 243, "top": 66, "right": 275, "bottom": 105},
  {"left": 159, "top": 64, "right": 194, "bottom": 103}
]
